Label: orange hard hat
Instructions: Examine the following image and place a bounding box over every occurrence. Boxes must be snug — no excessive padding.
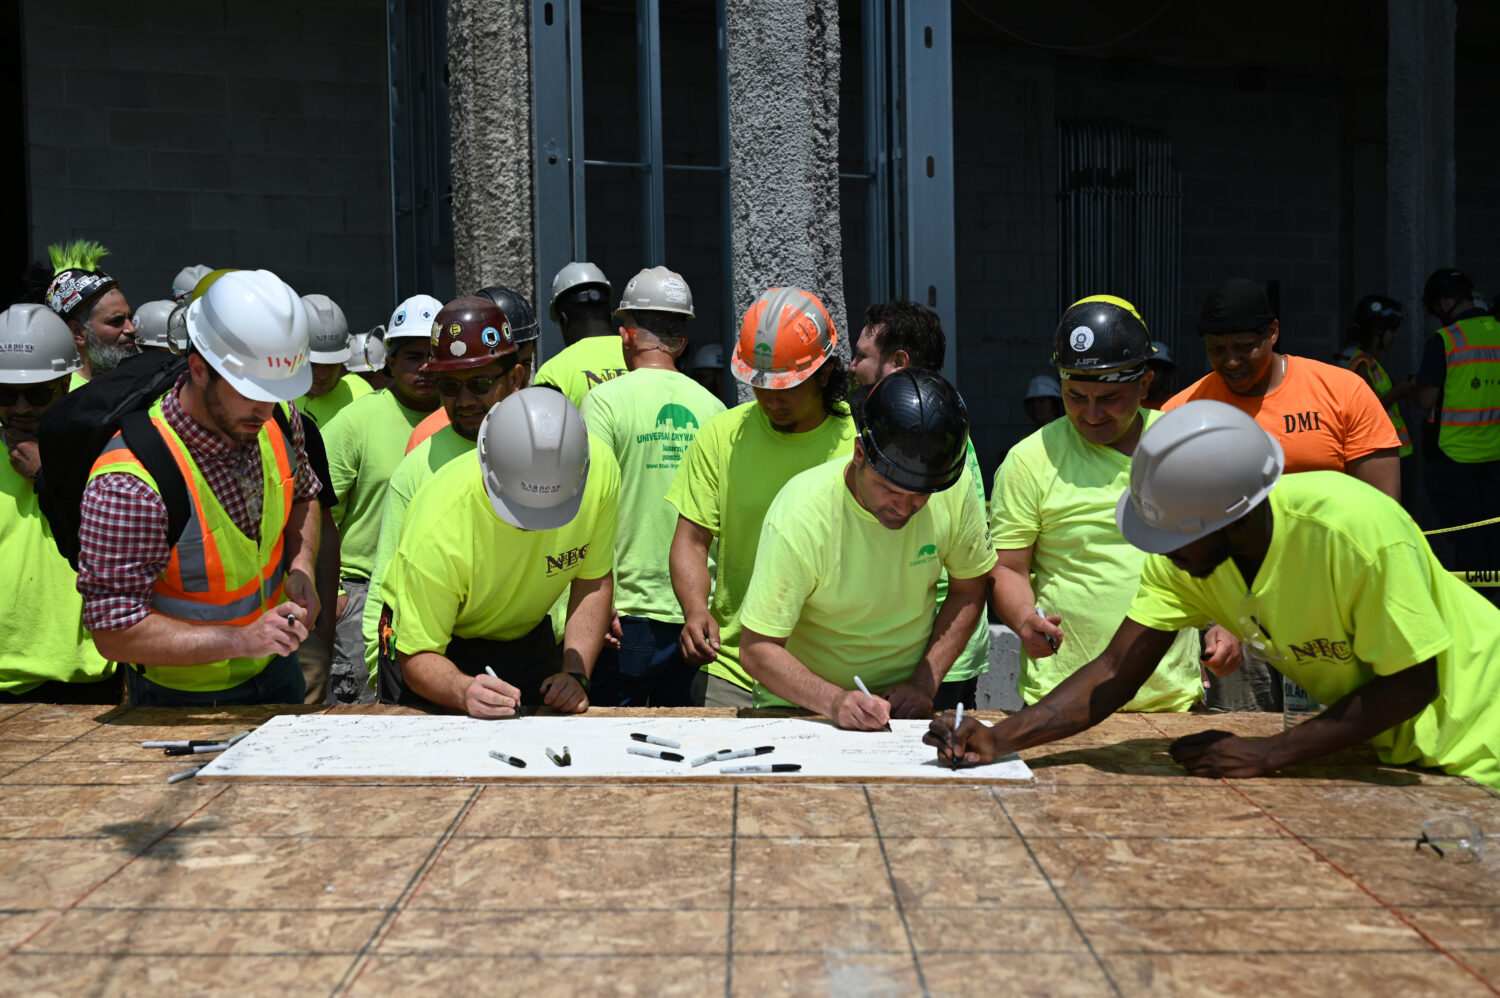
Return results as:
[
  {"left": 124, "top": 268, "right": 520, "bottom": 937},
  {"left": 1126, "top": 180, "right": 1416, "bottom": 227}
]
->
[
  {"left": 730, "top": 286, "right": 837, "bottom": 390},
  {"left": 424, "top": 296, "right": 518, "bottom": 372}
]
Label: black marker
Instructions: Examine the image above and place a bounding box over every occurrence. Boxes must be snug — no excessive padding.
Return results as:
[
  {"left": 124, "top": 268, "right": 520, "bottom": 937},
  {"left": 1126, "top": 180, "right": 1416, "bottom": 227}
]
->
[
  {"left": 1035, "top": 606, "right": 1059, "bottom": 652},
  {"left": 488, "top": 749, "right": 526, "bottom": 768},
  {"left": 631, "top": 733, "right": 681, "bottom": 748},
  {"left": 627, "top": 745, "right": 683, "bottom": 762},
  {"left": 721, "top": 764, "right": 802, "bottom": 774}
]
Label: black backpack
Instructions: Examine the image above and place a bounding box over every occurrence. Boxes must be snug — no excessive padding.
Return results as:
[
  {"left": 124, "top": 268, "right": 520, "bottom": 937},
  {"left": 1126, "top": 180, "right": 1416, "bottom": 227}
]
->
[{"left": 36, "top": 351, "right": 289, "bottom": 569}]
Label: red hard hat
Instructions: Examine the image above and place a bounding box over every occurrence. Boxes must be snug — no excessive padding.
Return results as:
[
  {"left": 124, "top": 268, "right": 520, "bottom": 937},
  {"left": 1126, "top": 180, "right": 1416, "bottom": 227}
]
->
[{"left": 424, "top": 296, "right": 518, "bottom": 372}]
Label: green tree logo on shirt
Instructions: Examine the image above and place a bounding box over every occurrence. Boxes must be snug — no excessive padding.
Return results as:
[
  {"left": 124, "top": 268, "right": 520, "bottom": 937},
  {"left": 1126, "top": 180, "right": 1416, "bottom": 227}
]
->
[
  {"left": 909, "top": 543, "right": 938, "bottom": 567},
  {"left": 655, "top": 404, "right": 700, "bottom": 433}
]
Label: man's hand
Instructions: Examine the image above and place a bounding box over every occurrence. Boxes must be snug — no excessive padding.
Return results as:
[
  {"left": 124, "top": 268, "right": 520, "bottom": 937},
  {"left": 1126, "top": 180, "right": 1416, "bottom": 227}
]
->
[
  {"left": 465, "top": 672, "right": 522, "bottom": 719},
  {"left": 540, "top": 673, "right": 589, "bottom": 714},
  {"left": 282, "top": 568, "right": 321, "bottom": 625},
  {"left": 1018, "top": 607, "right": 1063, "bottom": 658},
  {"left": 1200, "top": 624, "right": 1241, "bottom": 676},
  {"left": 831, "top": 689, "right": 891, "bottom": 731},
  {"left": 886, "top": 681, "right": 935, "bottom": 719},
  {"left": 679, "top": 610, "right": 721, "bottom": 666},
  {"left": 1169, "top": 729, "right": 1275, "bottom": 779},
  {"left": 923, "top": 716, "right": 1000, "bottom": 767},
  {"left": 603, "top": 611, "right": 624, "bottom": 651},
  {"left": 7, "top": 437, "right": 41, "bottom": 481},
  {"left": 240, "top": 601, "right": 308, "bottom": 659}
]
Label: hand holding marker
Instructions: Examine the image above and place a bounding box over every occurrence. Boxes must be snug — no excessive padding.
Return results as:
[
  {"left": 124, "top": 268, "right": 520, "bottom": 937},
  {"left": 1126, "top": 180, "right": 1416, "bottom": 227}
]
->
[
  {"left": 1035, "top": 605, "right": 1059, "bottom": 652},
  {"left": 853, "top": 675, "right": 893, "bottom": 731}
]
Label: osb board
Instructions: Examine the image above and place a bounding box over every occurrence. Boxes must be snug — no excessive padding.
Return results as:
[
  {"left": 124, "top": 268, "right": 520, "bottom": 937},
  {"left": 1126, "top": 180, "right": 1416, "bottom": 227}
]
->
[{"left": 195, "top": 714, "right": 1034, "bottom": 784}]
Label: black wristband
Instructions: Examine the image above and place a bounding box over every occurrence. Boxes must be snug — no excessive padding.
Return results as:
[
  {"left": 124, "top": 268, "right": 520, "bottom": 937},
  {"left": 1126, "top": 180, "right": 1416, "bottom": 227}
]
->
[{"left": 567, "top": 671, "right": 590, "bottom": 691}]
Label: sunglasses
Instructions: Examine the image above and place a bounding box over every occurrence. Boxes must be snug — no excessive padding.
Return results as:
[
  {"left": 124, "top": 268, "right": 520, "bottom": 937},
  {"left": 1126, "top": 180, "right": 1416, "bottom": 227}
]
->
[
  {"left": 436, "top": 374, "right": 506, "bottom": 398},
  {"left": 0, "top": 384, "right": 61, "bottom": 407}
]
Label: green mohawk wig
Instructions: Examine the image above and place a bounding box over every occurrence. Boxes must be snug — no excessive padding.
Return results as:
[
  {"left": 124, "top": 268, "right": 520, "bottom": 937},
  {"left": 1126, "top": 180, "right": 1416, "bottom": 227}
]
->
[{"left": 48, "top": 239, "right": 112, "bottom": 276}]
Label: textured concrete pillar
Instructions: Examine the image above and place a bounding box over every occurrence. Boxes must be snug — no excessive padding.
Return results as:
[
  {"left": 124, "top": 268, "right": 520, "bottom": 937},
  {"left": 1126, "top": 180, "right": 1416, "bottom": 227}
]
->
[
  {"left": 726, "top": 0, "right": 845, "bottom": 401},
  {"left": 1387, "top": 0, "right": 1455, "bottom": 371},
  {"left": 448, "top": 0, "right": 535, "bottom": 297}
]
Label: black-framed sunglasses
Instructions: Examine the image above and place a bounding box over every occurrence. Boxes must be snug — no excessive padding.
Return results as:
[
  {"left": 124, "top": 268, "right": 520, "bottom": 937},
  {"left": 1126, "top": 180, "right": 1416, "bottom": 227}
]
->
[
  {"left": 0, "top": 383, "right": 61, "bottom": 407},
  {"left": 436, "top": 374, "right": 504, "bottom": 397}
]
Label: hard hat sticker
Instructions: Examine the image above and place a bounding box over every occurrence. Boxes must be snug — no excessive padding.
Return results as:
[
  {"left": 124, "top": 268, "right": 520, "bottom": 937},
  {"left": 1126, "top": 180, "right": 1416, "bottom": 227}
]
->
[
  {"left": 1070, "top": 326, "right": 1094, "bottom": 351},
  {"left": 448, "top": 322, "right": 463, "bottom": 338},
  {"left": 393, "top": 310, "right": 406, "bottom": 326},
  {"left": 481, "top": 326, "right": 501, "bottom": 346}
]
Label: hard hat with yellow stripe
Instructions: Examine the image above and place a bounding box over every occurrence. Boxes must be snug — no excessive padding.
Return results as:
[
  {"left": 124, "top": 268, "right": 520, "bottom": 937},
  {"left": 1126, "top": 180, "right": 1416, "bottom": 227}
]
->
[{"left": 731, "top": 286, "right": 837, "bottom": 390}]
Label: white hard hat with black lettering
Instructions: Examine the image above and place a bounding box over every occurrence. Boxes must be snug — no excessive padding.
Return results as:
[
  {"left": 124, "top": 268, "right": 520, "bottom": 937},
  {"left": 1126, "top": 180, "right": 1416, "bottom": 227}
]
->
[
  {"left": 0, "top": 303, "right": 82, "bottom": 383},
  {"left": 302, "top": 294, "right": 352, "bottom": 364},
  {"left": 185, "top": 269, "right": 312, "bottom": 402},
  {"left": 477, "top": 387, "right": 591, "bottom": 530}
]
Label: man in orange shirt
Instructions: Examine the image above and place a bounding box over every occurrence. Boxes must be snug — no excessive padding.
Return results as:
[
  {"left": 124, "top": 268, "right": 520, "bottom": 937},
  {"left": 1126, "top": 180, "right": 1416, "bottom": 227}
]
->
[{"left": 1163, "top": 278, "right": 1401, "bottom": 712}]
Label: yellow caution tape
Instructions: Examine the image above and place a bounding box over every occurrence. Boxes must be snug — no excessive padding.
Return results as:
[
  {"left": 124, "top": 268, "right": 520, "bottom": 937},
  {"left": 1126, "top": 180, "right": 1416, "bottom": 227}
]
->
[
  {"left": 1424, "top": 515, "right": 1500, "bottom": 536},
  {"left": 1452, "top": 571, "right": 1500, "bottom": 588}
]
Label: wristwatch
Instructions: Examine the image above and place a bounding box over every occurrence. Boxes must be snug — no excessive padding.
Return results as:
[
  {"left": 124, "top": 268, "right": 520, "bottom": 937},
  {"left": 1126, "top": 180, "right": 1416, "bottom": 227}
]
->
[{"left": 567, "top": 671, "right": 590, "bottom": 691}]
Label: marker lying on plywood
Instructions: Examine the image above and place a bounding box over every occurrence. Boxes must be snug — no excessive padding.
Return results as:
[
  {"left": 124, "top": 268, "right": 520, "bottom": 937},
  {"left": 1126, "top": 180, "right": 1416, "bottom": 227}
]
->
[
  {"left": 627, "top": 745, "right": 683, "bottom": 762},
  {"left": 167, "top": 766, "right": 202, "bottom": 784},
  {"left": 545, "top": 746, "right": 572, "bottom": 767},
  {"left": 631, "top": 733, "right": 680, "bottom": 749},
  {"left": 720, "top": 764, "right": 801, "bottom": 774},
  {"left": 691, "top": 746, "right": 774, "bottom": 767},
  {"left": 488, "top": 749, "right": 526, "bottom": 768}
]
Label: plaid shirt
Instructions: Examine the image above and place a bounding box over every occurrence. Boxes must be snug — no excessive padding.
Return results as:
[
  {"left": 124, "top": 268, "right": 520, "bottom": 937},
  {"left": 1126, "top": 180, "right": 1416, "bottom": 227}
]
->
[{"left": 77, "top": 378, "right": 320, "bottom": 631}]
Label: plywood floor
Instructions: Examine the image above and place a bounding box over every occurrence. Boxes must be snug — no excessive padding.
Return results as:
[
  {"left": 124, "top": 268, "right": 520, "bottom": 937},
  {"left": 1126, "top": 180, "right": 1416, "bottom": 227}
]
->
[{"left": 1, "top": 702, "right": 1496, "bottom": 997}]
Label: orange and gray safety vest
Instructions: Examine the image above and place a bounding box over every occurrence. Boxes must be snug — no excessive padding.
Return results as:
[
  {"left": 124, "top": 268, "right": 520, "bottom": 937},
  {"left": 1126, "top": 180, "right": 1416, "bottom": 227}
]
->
[
  {"left": 88, "top": 396, "right": 294, "bottom": 691},
  {"left": 1349, "top": 350, "right": 1412, "bottom": 457},
  {"left": 1430, "top": 317, "right": 1500, "bottom": 463}
]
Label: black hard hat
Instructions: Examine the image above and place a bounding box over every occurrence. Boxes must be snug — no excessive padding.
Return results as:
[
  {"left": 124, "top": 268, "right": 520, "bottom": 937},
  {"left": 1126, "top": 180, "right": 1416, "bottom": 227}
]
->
[
  {"left": 475, "top": 284, "right": 540, "bottom": 343},
  {"left": 1422, "top": 269, "right": 1473, "bottom": 317},
  {"left": 855, "top": 368, "right": 969, "bottom": 494},
  {"left": 1051, "top": 295, "right": 1152, "bottom": 380},
  {"left": 1351, "top": 294, "right": 1404, "bottom": 331}
]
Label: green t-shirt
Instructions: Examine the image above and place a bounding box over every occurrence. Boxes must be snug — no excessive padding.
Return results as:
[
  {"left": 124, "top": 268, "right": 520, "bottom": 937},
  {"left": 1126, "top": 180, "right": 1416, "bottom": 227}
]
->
[
  {"left": 0, "top": 458, "right": 113, "bottom": 693},
  {"left": 939, "top": 438, "right": 991, "bottom": 682},
  {"left": 361, "top": 425, "right": 476, "bottom": 676},
  {"left": 1129, "top": 471, "right": 1500, "bottom": 788},
  {"left": 990, "top": 410, "right": 1201, "bottom": 711},
  {"left": 741, "top": 457, "right": 997, "bottom": 708},
  {"left": 534, "top": 336, "right": 628, "bottom": 408},
  {"left": 294, "top": 374, "right": 373, "bottom": 430},
  {"left": 665, "top": 401, "right": 858, "bottom": 689},
  {"left": 68, "top": 371, "right": 88, "bottom": 392},
  {"left": 324, "top": 389, "right": 432, "bottom": 580},
  {"left": 384, "top": 440, "right": 621, "bottom": 654},
  {"left": 579, "top": 367, "right": 726, "bottom": 621}
]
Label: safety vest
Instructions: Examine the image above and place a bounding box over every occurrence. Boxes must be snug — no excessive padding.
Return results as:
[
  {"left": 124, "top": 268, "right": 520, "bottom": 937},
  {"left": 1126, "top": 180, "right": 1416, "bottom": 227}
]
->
[
  {"left": 1348, "top": 350, "right": 1412, "bottom": 457},
  {"left": 88, "top": 397, "right": 294, "bottom": 691},
  {"left": 1433, "top": 316, "right": 1500, "bottom": 462}
]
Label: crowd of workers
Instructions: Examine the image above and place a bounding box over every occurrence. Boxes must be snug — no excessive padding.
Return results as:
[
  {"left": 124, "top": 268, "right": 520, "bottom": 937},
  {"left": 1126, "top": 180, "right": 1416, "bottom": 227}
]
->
[{"left": 1, "top": 240, "right": 1496, "bottom": 787}]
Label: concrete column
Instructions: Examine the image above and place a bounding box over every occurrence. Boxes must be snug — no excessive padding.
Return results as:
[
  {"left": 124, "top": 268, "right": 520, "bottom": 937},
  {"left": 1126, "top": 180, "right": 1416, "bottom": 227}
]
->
[
  {"left": 726, "top": 0, "right": 846, "bottom": 401},
  {"left": 1386, "top": 0, "right": 1456, "bottom": 371},
  {"left": 448, "top": 0, "right": 534, "bottom": 297}
]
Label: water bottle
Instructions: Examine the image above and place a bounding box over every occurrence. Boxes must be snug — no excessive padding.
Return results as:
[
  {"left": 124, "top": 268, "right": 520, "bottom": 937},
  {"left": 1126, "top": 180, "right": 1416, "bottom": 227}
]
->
[{"left": 1282, "top": 675, "right": 1323, "bottom": 729}]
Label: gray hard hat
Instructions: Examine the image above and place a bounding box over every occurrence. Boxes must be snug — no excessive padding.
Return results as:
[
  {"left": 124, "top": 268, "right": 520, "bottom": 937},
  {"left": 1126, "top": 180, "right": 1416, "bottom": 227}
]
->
[
  {"left": 1024, "top": 375, "right": 1062, "bottom": 400},
  {"left": 346, "top": 327, "right": 386, "bottom": 372},
  {"left": 615, "top": 266, "right": 695, "bottom": 318},
  {"left": 0, "top": 303, "right": 82, "bottom": 384},
  {"left": 172, "top": 264, "right": 213, "bottom": 300},
  {"left": 691, "top": 343, "right": 724, "bottom": 370},
  {"left": 302, "top": 294, "right": 352, "bottom": 364},
  {"left": 549, "top": 262, "right": 611, "bottom": 322},
  {"left": 1115, "top": 400, "right": 1284, "bottom": 554},
  {"left": 132, "top": 299, "right": 179, "bottom": 351},
  {"left": 478, "top": 387, "right": 592, "bottom": 531}
]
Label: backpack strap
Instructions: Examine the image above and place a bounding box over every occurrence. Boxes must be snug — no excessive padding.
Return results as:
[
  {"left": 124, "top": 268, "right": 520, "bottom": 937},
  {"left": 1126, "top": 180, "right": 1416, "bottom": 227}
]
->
[{"left": 118, "top": 410, "right": 192, "bottom": 552}]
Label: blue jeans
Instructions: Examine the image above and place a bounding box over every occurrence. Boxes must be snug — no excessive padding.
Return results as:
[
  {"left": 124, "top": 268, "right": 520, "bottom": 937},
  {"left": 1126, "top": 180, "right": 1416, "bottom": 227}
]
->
[
  {"left": 124, "top": 652, "right": 305, "bottom": 707},
  {"left": 590, "top": 616, "right": 694, "bottom": 707}
]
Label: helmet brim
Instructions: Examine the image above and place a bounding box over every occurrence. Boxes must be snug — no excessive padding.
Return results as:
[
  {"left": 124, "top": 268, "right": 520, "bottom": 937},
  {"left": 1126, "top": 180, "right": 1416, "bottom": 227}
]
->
[
  {"left": 423, "top": 350, "right": 517, "bottom": 373},
  {"left": 1114, "top": 490, "right": 1213, "bottom": 554},
  {"left": 309, "top": 347, "right": 352, "bottom": 365},
  {"left": 485, "top": 470, "right": 589, "bottom": 531},
  {"left": 729, "top": 350, "right": 821, "bottom": 390}
]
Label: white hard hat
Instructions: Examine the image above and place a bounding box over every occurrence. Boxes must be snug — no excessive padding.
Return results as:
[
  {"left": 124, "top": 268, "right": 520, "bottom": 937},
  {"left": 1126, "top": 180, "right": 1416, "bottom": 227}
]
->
[
  {"left": 1024, "top": 375, "right": 1062, "bottom": 400},
  {"left": 186, "top": 269, "right": 312, "bottom": 403},
  {"left": 477, "top": 387, "right": 591, "bottom": 531},
  {"left": 346, "top": 327, "right": 386, "bottom": 372},
  {"left": 549, "top": 262, "right": 611, "bottom": 322},
  {"left": 0, "top": 303, "right": 82, "bottom": 384},
  {"left": 1115, "top": 400, "right": 1284, "bottom": 554},
  {"left": 691, "top": 343, "right": 724, "bottom": 370},
  {"left": 132, "top": 299, "right": 179, "bottom": 351},
  {"left": 166, "top": 301, "right": 191, "bottom": 354},
  {"left": 302, "top": 294, "right": 352, "bottom": 364},
  {"left": 1149, "top": 340, "right": 1175, "bottom": 367},
  {"left": 386, "top": 294, "right": 442, "bottom": 344},
  {"left": 615, "top": 266, "right": 694, "bottom": 318},
  {"left": 172, "top": 264, "right": 213, "bottom": 300}
]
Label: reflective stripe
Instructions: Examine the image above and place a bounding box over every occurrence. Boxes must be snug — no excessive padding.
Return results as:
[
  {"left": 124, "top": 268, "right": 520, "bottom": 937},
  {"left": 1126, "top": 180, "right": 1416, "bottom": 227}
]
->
[
  {"left": 1448, "top": 347, "right": 1500, "bottom": 363},
  {"left": 151, "top": 562, "right": 286, "bottom": 625},
  {"left": 1440, "top": 407, "right": 1500, "bottom": 425}
]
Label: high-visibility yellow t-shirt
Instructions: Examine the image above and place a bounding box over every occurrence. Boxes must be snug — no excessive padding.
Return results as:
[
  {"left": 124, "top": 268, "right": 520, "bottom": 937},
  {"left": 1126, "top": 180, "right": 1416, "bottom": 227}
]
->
[
  {"left": 324, "top": 389, "right": 432, "bottom": 580},
  {"left": 383, "top": 441, "right": 620, "bottom": 655},
  {"left": 941, "top": 438, "right": 991, "bottom": 682},
  {"left": 361, "top": 425, "right": 476, "bottom": 676},
  {"left": 0, "top": 458, "right": 112, "bottom": 693},
  {"left": 68, "top": 371, "right": 88, "bottom": 392},
  {"left": 579, "top": 367, "right": 726, "bottom": 622},
  {"left": 740, "top": 456, "right": 997, "bottom": 708},
  {"left": 665, "top": 401, "right": 857, "bottom": 689},
  {"left": 534, "top": 336, "right": 628, "bottom": 408},
  {"left": 990, "top": 409, "right": 1201, "bottom": 711},
  {"left": 294, "top": 374, "right": 372, "bottom": 430},
  {"left": 1128, "top": 471, "right": 1500, "bottom": 788}
]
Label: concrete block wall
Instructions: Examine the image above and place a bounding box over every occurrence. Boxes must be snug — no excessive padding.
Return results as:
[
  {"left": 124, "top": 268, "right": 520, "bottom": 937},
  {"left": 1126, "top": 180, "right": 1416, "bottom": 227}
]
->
[{"left": 23, "top": 0, "right": 393, "bottom": 332}]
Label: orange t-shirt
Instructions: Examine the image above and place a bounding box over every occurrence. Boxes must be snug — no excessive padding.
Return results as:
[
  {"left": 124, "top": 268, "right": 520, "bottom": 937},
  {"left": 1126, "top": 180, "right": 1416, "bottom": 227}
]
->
[
  {"left": 1162, "top": 355, "right": 1400, "bottom": 473},
  {"left": 405, "top": 408, "right": 451, "bottom": 454}
]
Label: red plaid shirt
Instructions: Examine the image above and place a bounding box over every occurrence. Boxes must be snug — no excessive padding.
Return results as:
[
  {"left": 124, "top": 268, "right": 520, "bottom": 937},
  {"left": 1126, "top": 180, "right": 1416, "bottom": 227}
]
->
[{"left": 77, "top": 378, "right": 320, "bottom": 631}]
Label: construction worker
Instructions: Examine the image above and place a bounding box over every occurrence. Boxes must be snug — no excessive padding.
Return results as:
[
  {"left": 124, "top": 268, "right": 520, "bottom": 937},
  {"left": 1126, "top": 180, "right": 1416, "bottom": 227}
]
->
[
  {"left": 131, "top": 300, "right": 179, "bottom": 355},
  {"left": 363, "top": 296, "right": 529, "bottom": 700},
  {"left": 77, "top": 270, "right": 321, "bottom": 706},
  {"left": 1143, "top": 340, "right": 1176, "bottom": 408},
  {"left": 0, "top": 304, "right": 117, "bottom": 703},
  {"left": 848, "top": 299, "right": 989, "bottom": 707},
  {"left": 322, "top": 294, "right": 441, "bottom": 703},
  {"left": 667, "top": 286, "right": 857, "bottom": 708},
  {"left": 991, "top": 296, "right": 1223, "bottom": 714},
  {"left": 535, "top": 262, "right": 625, "bottom": 405},
  {"left": 1413, "top": 269, "right": 1500, "bottom": 588},
  {"left": 403, "top": 283, "right": 542, "bottom": 455},
  {"left": 346, "top": 326, "right": 390, "bottom": 391},
  {"left": 580, "top": 267, "right": 725, "bottom": 706},
  {"left": 1347, "top": 295, "right": 1415, "bottom": 503},
  {"left": 380, "top": 388, "right": 620, "bottom": 717},
  {"left": 742, "top": 369, "right": 994, "bottom": 726},
  {"left": 1164, "top": 279, "right": 1400, "bottom": 501},
  {"left": 293, "top": 294, "right": 372, "bottom": 429},
  {"left": 687, "top": 342, "right": 724, "bottom": 398},
  {"left": 1022, "top": 375, "right": 1064, "bottom": 428},
  {"left": 41, "top": 240, "right": 138, "bottom": 386},
  {"left": 929, "top": 401, "right": 1500, "bottom": 790}
]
